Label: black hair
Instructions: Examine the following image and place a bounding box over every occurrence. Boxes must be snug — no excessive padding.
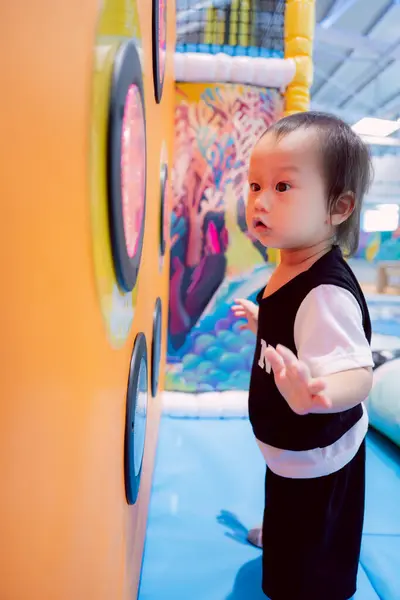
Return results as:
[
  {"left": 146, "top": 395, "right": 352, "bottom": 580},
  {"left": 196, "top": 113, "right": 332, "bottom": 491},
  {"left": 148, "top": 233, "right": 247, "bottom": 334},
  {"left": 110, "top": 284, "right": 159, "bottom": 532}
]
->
[{"left": 264, "top": 111, "right": 373, "bottom": 256}]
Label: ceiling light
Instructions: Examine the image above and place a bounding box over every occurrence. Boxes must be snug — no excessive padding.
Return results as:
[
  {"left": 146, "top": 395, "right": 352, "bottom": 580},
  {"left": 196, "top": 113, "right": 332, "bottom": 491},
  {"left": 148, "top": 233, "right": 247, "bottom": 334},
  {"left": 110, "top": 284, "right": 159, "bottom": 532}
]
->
[
  {"left": 352, "top": 117, "right": 400, "bottom": 137},
  {"left": 363, "top": 205, "right": 399, "bottom": 233}
]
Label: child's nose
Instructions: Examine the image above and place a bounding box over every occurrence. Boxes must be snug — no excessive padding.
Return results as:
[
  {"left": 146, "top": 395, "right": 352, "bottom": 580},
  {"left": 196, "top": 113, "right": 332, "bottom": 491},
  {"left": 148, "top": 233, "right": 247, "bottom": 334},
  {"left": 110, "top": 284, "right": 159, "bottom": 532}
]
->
[{"left": 254, "top": 191, "right": 271, "bottom": 212}]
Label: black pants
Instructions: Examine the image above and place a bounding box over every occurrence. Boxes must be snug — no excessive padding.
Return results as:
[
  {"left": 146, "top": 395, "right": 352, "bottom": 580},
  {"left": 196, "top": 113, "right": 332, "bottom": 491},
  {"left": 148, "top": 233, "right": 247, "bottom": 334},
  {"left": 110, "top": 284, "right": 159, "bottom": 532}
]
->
[{"left": 262, "top": 441, "right": 365, "bottom": 600}]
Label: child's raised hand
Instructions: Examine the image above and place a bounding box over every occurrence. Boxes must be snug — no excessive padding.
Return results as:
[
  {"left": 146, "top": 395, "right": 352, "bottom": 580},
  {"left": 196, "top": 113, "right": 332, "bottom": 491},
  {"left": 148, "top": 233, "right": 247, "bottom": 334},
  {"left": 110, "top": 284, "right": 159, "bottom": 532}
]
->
[
  {"left": 264, "top": 344, "right": 332, "bottom": 415},
  {"left": 231, "top": 298, "right": 259, "bottom": 334}
]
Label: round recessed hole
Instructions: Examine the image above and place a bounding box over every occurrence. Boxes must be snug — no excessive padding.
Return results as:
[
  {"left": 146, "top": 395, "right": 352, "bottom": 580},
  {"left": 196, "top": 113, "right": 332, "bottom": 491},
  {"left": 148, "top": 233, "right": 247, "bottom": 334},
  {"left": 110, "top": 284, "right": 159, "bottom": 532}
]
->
[
  {"left": 124, "top": 333, "right": 148, "bottom": 504},
  {"left": 152, "top": 0, "right": 167, "bottom": 103},
  {"left": 107, "top": 40, "right": 147, "bottom": 292},
  {"left": 159, "top": 162, "right": 168, "bottom": 258},
  {"left": 151, "top": 297, "right": 163, "bottom": 397}
]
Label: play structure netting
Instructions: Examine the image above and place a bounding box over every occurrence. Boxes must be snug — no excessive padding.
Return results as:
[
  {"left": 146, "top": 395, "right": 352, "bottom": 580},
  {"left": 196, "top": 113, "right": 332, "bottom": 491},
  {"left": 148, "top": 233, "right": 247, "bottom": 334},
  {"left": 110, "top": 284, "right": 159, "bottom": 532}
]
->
[{"left": 1, "top": 1, "right": 400, "bottom": 600}]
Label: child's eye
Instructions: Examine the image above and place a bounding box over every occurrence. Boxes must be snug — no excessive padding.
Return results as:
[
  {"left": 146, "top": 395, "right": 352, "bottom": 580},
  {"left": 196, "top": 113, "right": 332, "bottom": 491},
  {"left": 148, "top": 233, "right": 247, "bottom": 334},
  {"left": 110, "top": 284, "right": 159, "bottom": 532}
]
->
[
  {"left": 249, "top": 183, "right": 260, "bottom": 192},
  {"left": 275, "top": 182, "right": 291, "bottom": 193}
]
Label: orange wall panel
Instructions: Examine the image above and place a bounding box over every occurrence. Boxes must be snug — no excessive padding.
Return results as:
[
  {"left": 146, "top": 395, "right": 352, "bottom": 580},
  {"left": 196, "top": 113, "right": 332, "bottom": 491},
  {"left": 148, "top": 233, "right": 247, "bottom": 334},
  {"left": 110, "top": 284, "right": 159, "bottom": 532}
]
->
[{"left": 0, "top": 0, "right": 175, "bottom": 599}]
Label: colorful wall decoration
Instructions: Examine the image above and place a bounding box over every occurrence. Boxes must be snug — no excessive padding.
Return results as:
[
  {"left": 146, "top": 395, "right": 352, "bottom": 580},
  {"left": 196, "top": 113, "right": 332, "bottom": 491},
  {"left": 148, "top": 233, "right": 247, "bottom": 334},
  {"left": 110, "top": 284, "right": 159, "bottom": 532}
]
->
[
  {"left": 167, "top": 82, "right": 283, "bottom": 392},
  {"left": 355, "top": 225, "right": 400, "bottom": 262},
  {"left": 355, "top": 154, "right": 400, "bottom": 262}
]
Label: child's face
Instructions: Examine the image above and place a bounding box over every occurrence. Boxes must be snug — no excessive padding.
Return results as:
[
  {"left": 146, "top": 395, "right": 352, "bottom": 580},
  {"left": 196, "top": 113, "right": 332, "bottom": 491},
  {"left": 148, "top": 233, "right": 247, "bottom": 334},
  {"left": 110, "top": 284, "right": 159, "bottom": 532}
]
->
[{"left": 246, "top": 128, "right": 333, "bottom": 250}]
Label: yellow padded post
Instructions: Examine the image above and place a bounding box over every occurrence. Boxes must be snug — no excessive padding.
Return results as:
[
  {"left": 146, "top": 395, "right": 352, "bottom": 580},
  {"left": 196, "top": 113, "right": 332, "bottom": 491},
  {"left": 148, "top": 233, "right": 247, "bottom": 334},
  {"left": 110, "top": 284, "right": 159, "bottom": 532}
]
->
[
  {"left": 215, "top": 9, "right": 226, "bottom": 45},
  {"left": 204, "top": 7, "right": 225, "bottom": 45},
  {"left": 229, "top": 0, "right": 240, "bottom": 46},
  {"left": 204, "top": 7, "right": 215, "bottom": 44},
  {"left": 238, "top": 0, "right": 252, "bottom": 47},
  {"left": 284, "top": 0, "right": 315, "bottom": 115}
]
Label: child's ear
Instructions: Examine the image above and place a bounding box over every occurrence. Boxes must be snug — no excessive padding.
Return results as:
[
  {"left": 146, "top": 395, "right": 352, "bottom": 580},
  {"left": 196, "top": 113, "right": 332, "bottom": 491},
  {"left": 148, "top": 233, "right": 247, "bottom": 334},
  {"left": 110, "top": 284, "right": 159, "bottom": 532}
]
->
[{"left": 330, "top": 192, "right": 355, "bottom": 226}]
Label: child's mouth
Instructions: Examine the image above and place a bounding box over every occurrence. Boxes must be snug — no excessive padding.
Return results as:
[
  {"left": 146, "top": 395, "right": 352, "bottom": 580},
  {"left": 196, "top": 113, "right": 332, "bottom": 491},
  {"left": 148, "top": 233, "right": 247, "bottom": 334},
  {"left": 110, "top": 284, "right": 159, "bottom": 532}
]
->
[{"left": 253, "top": 219, "right": 270, "bottom": 232}]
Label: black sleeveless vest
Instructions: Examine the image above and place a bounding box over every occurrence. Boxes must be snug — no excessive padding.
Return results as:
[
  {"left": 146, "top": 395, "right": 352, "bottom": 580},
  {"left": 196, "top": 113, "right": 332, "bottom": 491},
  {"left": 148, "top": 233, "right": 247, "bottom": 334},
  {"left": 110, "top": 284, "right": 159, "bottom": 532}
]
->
[{"left": 248, "top": 246, "right": 372, "bottom": 451}]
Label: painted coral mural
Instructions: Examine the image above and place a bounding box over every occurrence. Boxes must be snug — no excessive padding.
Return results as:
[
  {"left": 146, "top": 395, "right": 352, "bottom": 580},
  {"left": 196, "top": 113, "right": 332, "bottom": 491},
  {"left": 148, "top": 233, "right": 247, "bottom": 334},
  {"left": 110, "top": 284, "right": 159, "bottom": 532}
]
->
[{"left": 167, "top": 82, "right": 283, "bottom": 391}]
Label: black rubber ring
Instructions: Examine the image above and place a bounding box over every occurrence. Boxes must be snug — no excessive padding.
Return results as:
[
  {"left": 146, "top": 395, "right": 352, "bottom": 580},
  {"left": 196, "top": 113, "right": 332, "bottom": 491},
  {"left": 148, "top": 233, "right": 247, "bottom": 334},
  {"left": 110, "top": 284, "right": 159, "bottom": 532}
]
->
[
  {"left": 159, "top": 162, "right": 168, "bottom": 257},
  {"left": 107, "top": 40, "right": 147, "bottom": 292},
  {"left": 124, "top": 332, "right": 148, "bottom": 505},
  {"left": 151, "top": 298, "right": 163, "bottom": 397},
  {"left": 152, "top": 0, "right": 167, "bottom": 103}
]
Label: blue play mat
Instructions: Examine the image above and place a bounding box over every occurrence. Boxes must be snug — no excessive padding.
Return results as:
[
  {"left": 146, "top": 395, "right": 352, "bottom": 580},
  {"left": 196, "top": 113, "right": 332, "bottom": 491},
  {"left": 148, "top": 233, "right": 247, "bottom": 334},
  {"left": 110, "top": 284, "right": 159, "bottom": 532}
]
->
[
  {"left": 141, "top": 292, "right": 400, "bottom": 599},
  {"left": 139, "top": 418, "right": 400, "bottom": 600}
]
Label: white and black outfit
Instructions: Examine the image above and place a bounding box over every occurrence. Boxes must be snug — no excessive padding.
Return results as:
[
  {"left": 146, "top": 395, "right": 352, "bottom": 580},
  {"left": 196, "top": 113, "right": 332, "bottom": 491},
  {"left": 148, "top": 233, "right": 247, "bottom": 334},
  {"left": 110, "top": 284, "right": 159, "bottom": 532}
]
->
[{"left": 249, "top": 246, "right": 374, "bottom": 600}]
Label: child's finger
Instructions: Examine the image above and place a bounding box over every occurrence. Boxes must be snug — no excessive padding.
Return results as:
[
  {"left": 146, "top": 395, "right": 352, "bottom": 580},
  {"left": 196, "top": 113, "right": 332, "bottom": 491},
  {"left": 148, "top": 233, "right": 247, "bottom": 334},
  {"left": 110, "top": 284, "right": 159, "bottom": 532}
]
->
[
  {"left": 312, "top": 393, "right": 332, "bottom": 410},
  {"left": 308, "top": 378, "right": 327, "bottom": 395},
  {"left": 289, "top": 360, "right": 310, "bottom": 385},
  {"left": 233, "top": 298, "right": 247, "bottom": 307},
  {"left": 231, "top": 307, "right": 245, "bottom": 316},
  {"left": 234, "top": 298, "right": 255, "bottom": 311},
  {"left": 276, "top": 345, "right": 298, "bottom": 366},
  {"left": 231, "top": 306, "right": 247, "bottom": 315},
  {"left": 284, "top": 362, "right": 304, "bottom": 389},
  {"left": 264, "top": 346, "right": 285, "bottom": 375},
  {"left": 277, "top": 352, "right": 304, "bottom": 391}
]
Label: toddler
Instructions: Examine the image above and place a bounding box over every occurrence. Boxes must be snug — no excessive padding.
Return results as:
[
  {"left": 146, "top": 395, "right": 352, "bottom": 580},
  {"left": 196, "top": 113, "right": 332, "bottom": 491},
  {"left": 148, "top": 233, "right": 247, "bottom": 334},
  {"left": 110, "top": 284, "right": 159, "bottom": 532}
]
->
[{"left": 232, "top": 112, "right": 374, "bottom": 600}]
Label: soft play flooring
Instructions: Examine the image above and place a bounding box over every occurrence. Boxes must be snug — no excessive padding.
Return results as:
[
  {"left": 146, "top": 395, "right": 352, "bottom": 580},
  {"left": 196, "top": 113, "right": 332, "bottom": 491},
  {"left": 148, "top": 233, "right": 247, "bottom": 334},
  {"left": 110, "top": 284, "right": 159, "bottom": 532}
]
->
[{"left": 139, "top": 416, "right": 400, "bottom": 600}]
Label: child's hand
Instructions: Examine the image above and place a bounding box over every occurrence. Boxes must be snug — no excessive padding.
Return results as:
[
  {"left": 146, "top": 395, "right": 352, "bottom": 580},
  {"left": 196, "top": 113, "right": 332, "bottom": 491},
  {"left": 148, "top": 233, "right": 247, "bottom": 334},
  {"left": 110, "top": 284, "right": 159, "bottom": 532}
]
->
[
  {"left": 231, "top": 298, "right": 259, "bottom": 334},
  {"left": 264, "top": 344, "right": 332, "bottom": 415}
]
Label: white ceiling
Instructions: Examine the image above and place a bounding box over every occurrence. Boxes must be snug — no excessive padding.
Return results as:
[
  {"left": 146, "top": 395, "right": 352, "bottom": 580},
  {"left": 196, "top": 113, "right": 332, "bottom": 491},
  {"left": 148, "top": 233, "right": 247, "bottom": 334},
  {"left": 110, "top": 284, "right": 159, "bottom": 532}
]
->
[
  {"left": 313, "top": 0, "right": 400, "bottom": 201},
  {"left": 312, "top": 0, "right": 400, "bottom": 127}
]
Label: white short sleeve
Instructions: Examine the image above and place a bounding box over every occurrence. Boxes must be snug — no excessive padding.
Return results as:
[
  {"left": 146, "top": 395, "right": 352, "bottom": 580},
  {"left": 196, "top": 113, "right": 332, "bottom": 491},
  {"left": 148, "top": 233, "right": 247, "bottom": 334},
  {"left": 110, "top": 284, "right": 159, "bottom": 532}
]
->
[{"left": 294, "top": 285, "right": 374, "bottom": 378}]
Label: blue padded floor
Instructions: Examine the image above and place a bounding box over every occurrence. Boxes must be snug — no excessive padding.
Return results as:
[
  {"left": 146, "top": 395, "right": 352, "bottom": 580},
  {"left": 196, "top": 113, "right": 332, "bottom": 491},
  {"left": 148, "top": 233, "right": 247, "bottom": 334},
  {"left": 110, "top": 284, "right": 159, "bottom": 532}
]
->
[{"left": 139, "top": 418, "right": 400, "bottom": 600}]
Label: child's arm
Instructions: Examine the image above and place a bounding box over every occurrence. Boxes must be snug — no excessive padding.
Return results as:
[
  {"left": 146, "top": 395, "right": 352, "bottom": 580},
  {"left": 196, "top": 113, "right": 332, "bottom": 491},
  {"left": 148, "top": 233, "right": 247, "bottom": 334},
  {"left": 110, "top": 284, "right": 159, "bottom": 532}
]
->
[
  {"left": 266, "top": 344, "right": 373, "bottom": 415},
  {"left": 231, "top": 298, "right": 259, "bottom": 334},
  {"left": 313, "top": 366, "right": 373, "bottom": 414},
  {"left": 265, "top": 284, "right": 374, "bottom": 416}
]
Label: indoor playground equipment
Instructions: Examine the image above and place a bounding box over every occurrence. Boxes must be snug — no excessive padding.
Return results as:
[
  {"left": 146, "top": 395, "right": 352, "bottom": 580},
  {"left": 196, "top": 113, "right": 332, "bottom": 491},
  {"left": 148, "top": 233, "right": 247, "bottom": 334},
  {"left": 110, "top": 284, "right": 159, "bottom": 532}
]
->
[
  {"left": 1, "top": 2, "right": 400, "bottom": 600},
  {"left": 141, "top": 1, "right": 400, "bottom": 599}
]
